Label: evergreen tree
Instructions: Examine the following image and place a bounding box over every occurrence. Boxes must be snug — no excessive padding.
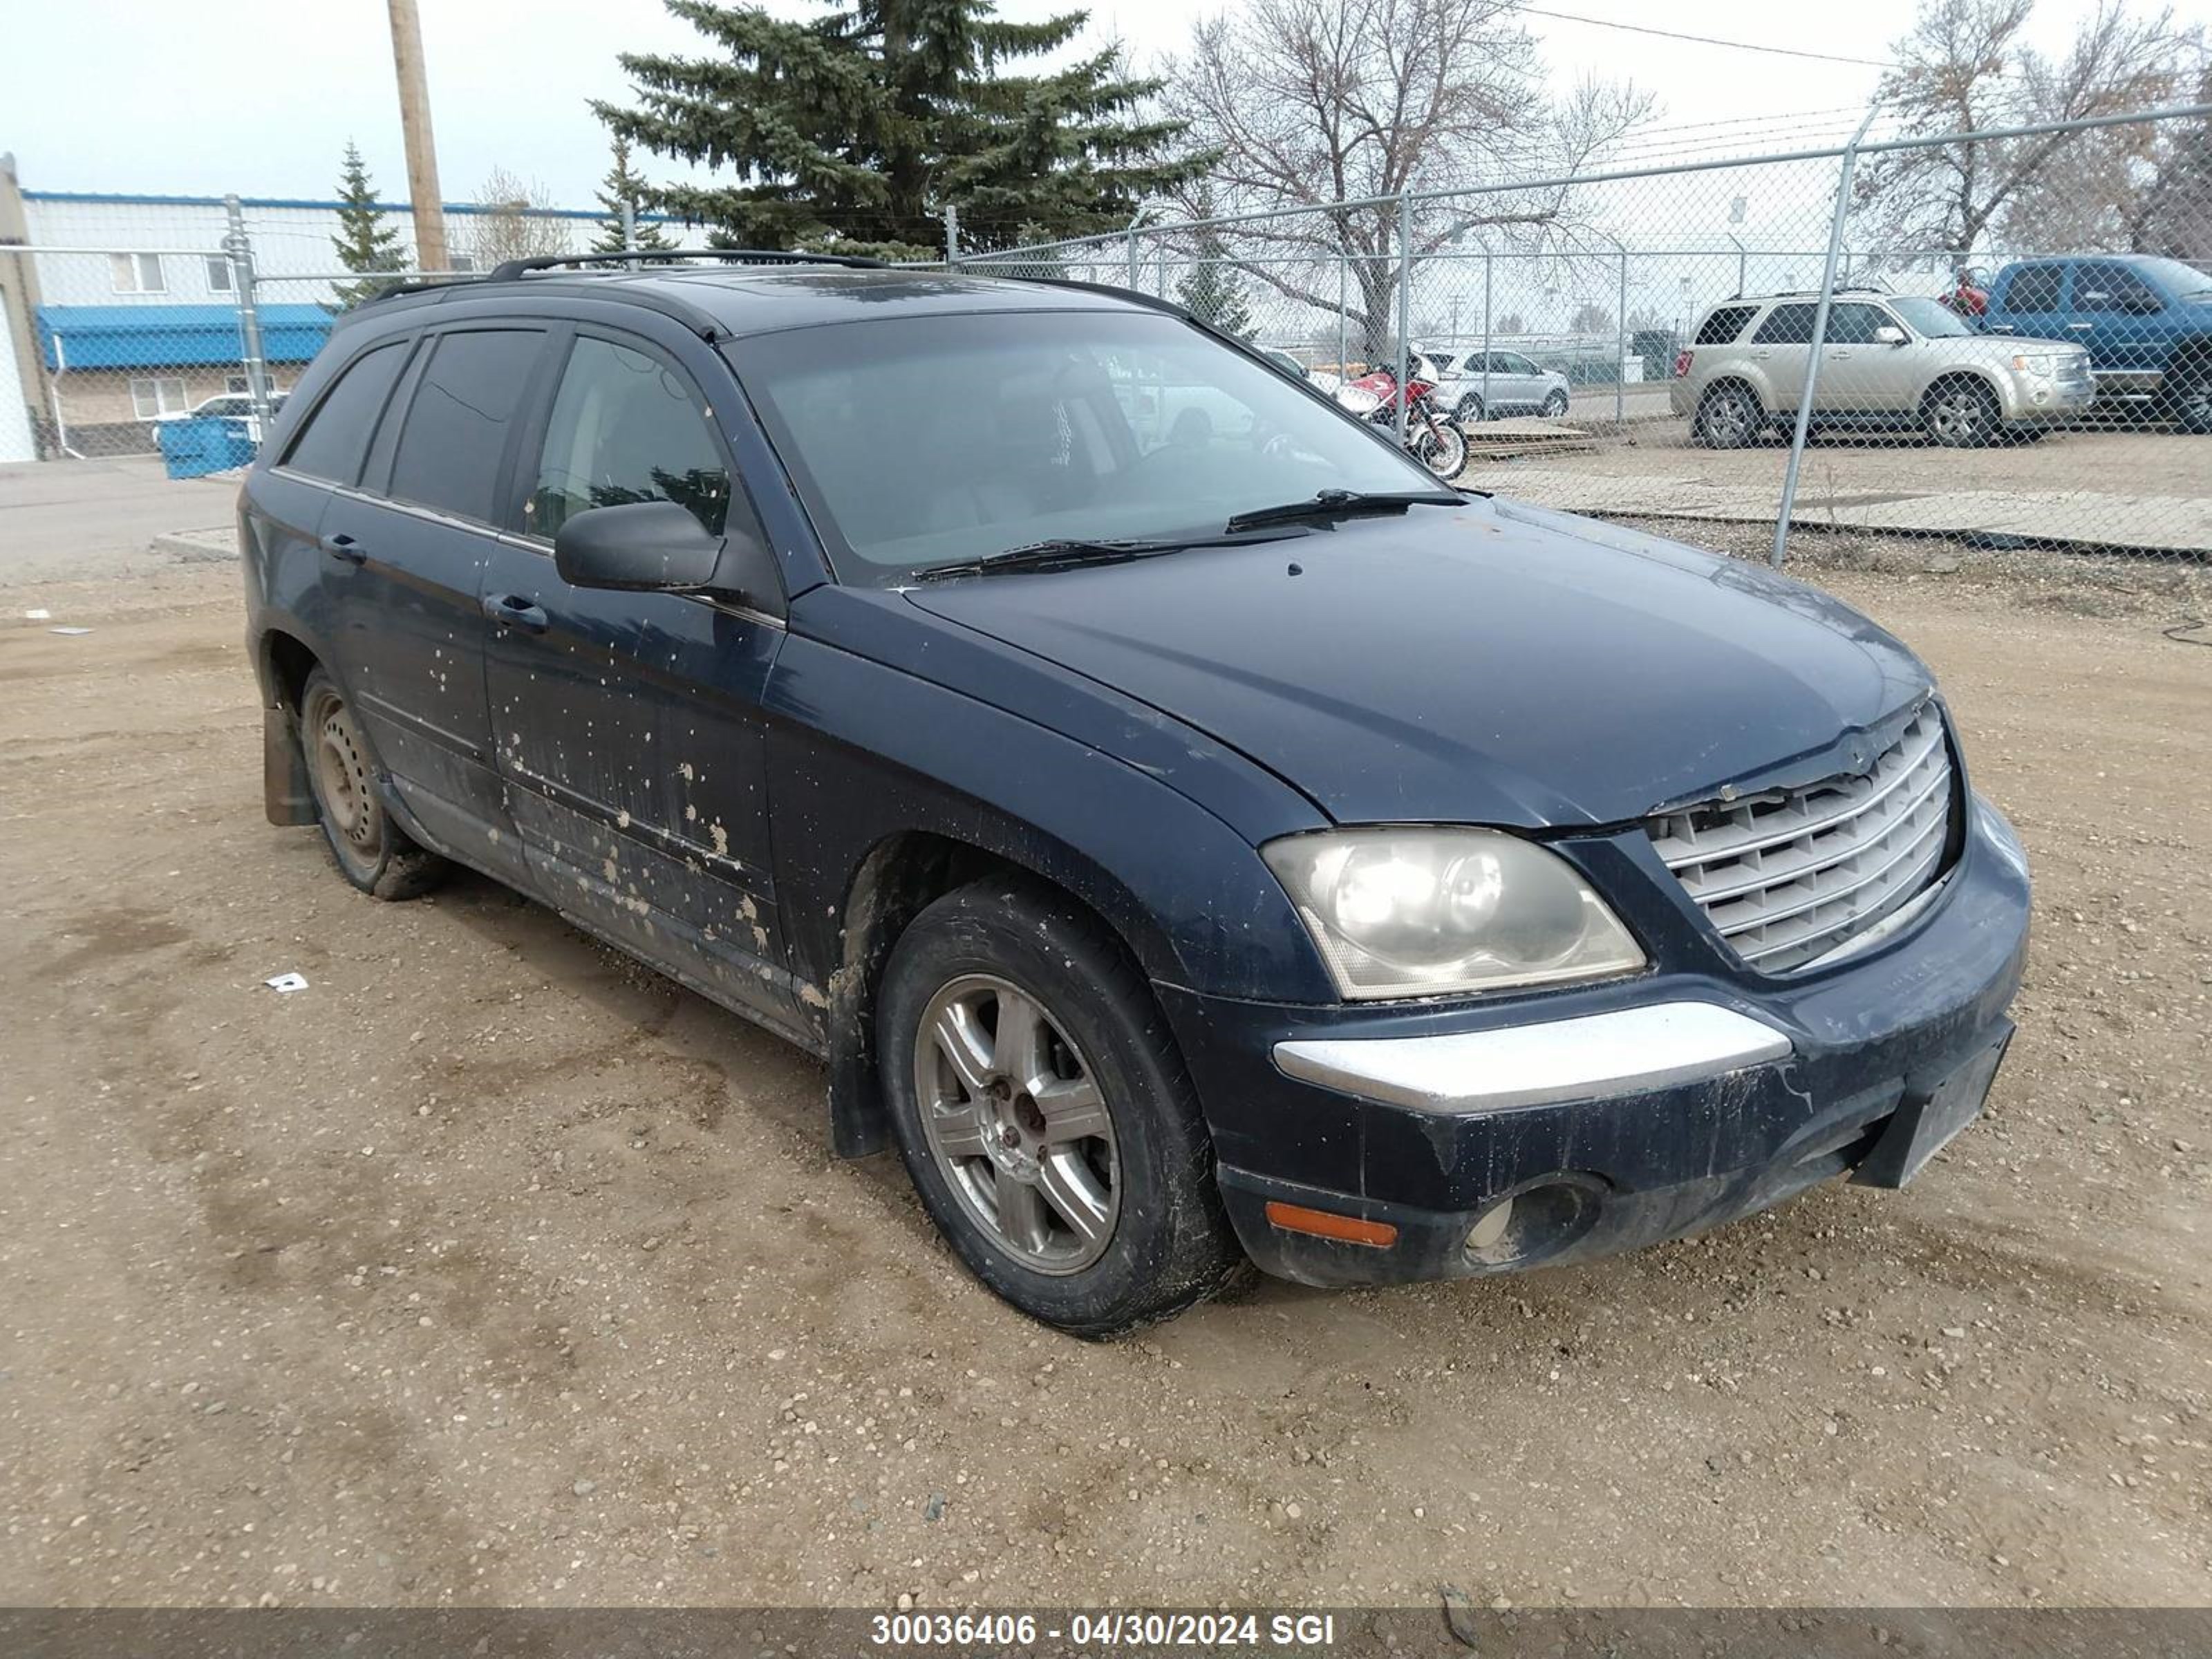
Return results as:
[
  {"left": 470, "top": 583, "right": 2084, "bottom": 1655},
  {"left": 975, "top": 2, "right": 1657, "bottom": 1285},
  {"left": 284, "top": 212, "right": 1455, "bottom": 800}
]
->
[
  {"left": 1175, "top": 204, "right": 1251, "bottom": 336},
  {"left": 594, "top": 0, "right": 1209, "bottom": 260},
  {"left": 330, "top": 142, "right": 406, "bottom": 308},
  {"left": 591, "top": 136, "right": 675, "bottom": 256}
]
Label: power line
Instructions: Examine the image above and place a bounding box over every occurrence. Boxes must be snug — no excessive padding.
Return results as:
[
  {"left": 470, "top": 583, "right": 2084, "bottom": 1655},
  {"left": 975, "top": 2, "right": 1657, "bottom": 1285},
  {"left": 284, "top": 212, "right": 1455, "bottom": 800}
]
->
[{"left": 1512, "top": 5, "right": 1901, "bottom": 71}]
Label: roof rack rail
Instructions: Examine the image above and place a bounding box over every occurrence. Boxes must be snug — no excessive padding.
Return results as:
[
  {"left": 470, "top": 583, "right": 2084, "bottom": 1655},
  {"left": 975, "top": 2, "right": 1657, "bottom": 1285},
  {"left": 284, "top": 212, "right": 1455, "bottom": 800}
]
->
[{"left": 484, "top": 247, "right": 886, "bottom": 281}]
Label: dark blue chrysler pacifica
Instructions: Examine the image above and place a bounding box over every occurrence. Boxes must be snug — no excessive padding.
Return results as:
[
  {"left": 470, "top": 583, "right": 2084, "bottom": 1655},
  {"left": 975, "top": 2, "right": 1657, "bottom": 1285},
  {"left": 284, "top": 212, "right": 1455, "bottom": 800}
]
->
[{"left": 240, "top": 252, "right": 2030, "bottom": 1335}]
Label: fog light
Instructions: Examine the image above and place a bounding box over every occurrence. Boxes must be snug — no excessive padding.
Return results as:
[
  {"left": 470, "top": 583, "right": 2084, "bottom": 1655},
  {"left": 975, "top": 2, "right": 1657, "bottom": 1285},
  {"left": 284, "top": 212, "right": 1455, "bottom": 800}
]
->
[{"left": 1465, "top": 1199, "right": 1515, "bottom": 1253}]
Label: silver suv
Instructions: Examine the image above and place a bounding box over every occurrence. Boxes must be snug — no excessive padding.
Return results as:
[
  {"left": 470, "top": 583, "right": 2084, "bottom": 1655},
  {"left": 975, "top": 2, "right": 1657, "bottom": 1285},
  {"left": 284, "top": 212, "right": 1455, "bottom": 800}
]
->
[{"left": 1669, "top": 291, "right": 2092, "bottom": 447}]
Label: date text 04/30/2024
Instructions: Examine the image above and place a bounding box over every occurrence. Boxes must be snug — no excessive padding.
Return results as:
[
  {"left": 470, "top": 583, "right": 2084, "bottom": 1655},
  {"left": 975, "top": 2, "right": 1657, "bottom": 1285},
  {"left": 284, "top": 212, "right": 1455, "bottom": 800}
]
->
[{"left": 868, "top": 1611, "right": 1341, "bottom": 1647}]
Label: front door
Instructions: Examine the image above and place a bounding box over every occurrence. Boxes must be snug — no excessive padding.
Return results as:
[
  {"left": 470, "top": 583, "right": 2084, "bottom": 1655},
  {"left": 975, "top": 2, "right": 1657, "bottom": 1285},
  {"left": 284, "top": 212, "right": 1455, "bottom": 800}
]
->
[
  {"left": 317, "top": 326, "right": 550, "bottom": 875},
  {"left": 1814, "top": 301, "right": 1911, "bottom": 414},
  {"left": 481, "top": 325, "right": 798, "bottom": 1031}
]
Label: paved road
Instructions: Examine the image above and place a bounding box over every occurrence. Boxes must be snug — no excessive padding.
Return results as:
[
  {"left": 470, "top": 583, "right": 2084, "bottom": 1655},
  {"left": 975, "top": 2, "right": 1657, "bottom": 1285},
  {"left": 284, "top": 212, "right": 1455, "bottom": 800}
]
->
[{"left": 0, "top": 456, "right": 235, "bottom": 586}]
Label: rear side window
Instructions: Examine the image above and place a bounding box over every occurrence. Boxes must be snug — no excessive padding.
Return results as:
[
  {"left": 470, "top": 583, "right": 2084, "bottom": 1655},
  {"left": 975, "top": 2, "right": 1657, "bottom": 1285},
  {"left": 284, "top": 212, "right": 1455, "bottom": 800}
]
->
[
  {"left": 1695, "top": 305, "right": 1756, "bottom": 345},
  {"left": 2004, "top": 265, "right": 2065, "bottom": 311},
  {"left": 281, "top": 341, "right": 409, "bottom": 485},
  {"left": 526, "top": 335, "right": 732, "bottom": 540},
  {"left": 386, "top": 329, "right": 547, "bottom": 523},
  {"left": 1752, "top": 303, "right": 1819, "bottom": 344}
]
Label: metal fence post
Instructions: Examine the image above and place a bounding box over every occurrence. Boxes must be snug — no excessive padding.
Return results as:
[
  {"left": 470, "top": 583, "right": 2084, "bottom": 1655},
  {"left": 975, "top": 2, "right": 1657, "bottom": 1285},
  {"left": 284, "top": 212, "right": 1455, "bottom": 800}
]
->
[
  {"left": 944, "top": 203, "right": 959, "bottom": 266},
  {"left": 1772, "top": 104, "right": 1880, "bottom": 569},
  {"left": 1616, "top": 246, "right": 1629, "bottom": 426},
  {"left": 1127, "top": 224, "right": 1140, "bottom": 288},
  {"left": 223, "top": 194, "right": 274, "bottom": 433},
  {"left": 1727, "top": 233, "right": 1746, "bottom": 294},
  {"left": 1335, "top": 241, "right": 1347, "bottom": 374},
  {"left": 1481, "top": 251, "right": 1492, "bottom": 415},
  {"left": 1395, "top": 192, "right": 1412, "bottom": 442},
  {"left": 621, "top": 200, "right": 637, "bottom": 252}
]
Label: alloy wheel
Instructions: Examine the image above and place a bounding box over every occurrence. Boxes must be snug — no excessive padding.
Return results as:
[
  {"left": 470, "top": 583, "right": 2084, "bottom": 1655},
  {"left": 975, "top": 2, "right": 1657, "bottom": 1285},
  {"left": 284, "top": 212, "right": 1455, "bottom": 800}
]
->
[{"left": 912, "top": 974, "right": 1119, "bottom": 1274}]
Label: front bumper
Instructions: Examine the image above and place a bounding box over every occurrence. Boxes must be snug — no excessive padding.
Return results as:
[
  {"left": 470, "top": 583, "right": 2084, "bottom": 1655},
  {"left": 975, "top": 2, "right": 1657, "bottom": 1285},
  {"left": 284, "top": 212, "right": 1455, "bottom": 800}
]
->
[{"left": 1165, "top": 795, "right": 2031, "bottom": 1286}]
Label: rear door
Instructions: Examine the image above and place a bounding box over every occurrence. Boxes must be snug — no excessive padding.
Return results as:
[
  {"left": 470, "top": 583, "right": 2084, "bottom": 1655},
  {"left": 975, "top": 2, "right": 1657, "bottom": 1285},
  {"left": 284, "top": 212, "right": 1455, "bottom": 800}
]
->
[
  {"left": 480, "top": 320, "right": 800, "bottom": 1032},
  {"left": 316, "top": 324, "right": 552, "bottom": 874},
  {"left": 1748, "top": 301, "right": 1817, "bottom": 410}
]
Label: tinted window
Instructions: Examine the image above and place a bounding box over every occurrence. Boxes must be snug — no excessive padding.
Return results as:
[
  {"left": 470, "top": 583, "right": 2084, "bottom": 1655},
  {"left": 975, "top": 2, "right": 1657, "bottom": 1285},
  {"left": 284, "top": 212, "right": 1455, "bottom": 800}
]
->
[
  {"left": 1824, "top": 303, "right": 1891, "bottom": 345},
  {"left": 2005, "top": 265, "right": 2064, "bottom": 311},
  {"left": 282, "top": 341, "right": 409, "bottom": 484},
  {"left": 386, "top": 329, "right": 545, "bottom": 523},
  {"left": 1695, "top": 305, "right": 1756, "bottom": 345},
  {"left": 2075, "top": 263, "right": 2162, "bottom": 315},
  {"left": 1752, "top": 303, "right": 1819, "bottom": 344},
  {"left": 527, "top": 336, "right": 732, "bottom": 540}
]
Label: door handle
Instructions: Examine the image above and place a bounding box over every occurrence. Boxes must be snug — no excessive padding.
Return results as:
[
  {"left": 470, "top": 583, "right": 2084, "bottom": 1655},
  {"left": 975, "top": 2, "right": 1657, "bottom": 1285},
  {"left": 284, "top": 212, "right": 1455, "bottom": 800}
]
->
[
  {"left": 2067, "top": 321, "right": 2094, "bottom": 331},
  {"left": 482, "top": 593, "right": 548, "bottom": 633},
  {"left": 321, "top": 532, "right": 366, "bottom": 565},
  {"left": 1989, "top": 325, "right": 2018, "bottom": 335}
]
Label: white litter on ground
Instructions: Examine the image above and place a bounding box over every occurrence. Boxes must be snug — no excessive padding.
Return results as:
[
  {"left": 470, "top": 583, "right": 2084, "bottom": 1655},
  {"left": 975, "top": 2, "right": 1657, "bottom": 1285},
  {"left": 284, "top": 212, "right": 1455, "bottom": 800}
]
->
[{"left": 263, "top": 973, "right": 309, "bottom": 994}]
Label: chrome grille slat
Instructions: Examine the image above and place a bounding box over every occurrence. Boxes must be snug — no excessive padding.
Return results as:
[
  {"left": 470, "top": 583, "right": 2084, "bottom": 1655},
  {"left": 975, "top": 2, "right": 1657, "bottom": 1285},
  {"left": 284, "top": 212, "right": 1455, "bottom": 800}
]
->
[
  {"left": 1649, "top": 714, "right": 1947, "bottom": 873},
  {"left": 1647, "top": 706, "right": 1954, "bottom": 975}
]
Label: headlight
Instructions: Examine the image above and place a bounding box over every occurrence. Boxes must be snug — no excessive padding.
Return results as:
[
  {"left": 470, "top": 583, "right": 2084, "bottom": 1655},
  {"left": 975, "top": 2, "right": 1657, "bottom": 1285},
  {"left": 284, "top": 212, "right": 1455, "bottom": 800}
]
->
[
  {"left": 1262, "top": 828, "right": 1646, "bottom": 1000},
  {"left": 2011, "top": 353, "right": 2053, "bottom": 375},
  {"left": 1335, "top": 386, "right": 1383, "bottom": 415}
]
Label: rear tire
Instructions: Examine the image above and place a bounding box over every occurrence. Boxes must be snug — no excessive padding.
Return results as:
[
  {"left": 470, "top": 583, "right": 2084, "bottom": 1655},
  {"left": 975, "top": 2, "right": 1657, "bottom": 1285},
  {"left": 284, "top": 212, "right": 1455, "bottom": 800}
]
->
[
  {"left": 1922, "top": 377, "right": 2000, "bottom": 447},
  {"left": 299, "top": 669, "right": 449, "bottom": 901},
  {"left": 1694, "top": 384, "right": 1760, "bottom": 449},
  {"left": 1543, "top": 389, "right": 1570, "bottom": 418},
  {"left": 877, "top": 879, "right": 1241, "bottom": 1338}
]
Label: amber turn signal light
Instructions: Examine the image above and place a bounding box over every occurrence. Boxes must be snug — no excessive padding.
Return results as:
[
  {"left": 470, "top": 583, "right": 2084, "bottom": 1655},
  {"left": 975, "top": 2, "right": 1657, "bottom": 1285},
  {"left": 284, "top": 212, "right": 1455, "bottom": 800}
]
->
[{"left": 1264, "top": 1201, "right": 1398, "bottom": 1248}]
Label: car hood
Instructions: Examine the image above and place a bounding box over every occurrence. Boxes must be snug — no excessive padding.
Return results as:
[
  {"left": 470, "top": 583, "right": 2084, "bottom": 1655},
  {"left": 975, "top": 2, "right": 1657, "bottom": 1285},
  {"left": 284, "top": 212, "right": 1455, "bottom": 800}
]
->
[{"left": 901, "top": 497, "right": 1933, "bottom": 830}]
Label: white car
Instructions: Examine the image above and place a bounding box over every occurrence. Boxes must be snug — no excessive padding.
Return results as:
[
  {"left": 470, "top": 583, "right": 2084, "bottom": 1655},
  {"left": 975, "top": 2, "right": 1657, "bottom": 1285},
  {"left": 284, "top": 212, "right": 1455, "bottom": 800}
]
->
[
  {"left": 1427, "top": 350, "right": 1571, "bottom": 423},
  {"left": 153, "top": 391, "right": 286, "bottom": 428}
]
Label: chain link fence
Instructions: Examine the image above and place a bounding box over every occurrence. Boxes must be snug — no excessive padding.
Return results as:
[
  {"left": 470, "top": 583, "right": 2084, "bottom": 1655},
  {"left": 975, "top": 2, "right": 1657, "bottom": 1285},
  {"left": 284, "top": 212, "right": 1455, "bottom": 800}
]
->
[
  {"left": 6, "top": 104, "right": 2208, "bottom": 570},
  {"left": 959, "top": 101, "right": 2212, "bottom": 571}
]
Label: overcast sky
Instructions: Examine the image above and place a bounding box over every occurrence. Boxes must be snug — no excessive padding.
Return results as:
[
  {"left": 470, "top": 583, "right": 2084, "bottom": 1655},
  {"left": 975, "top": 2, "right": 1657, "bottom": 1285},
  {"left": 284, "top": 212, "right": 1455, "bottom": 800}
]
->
[{"left": 3, "top": 0, "right": 2204, "bottom": 210}]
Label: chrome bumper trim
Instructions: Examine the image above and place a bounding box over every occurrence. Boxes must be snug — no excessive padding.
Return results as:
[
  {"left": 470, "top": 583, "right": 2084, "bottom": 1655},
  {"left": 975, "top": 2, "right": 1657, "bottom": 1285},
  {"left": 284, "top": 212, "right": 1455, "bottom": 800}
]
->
[{"left": 1272, "top": 1002, "right": 1794, "bottom": 1116}]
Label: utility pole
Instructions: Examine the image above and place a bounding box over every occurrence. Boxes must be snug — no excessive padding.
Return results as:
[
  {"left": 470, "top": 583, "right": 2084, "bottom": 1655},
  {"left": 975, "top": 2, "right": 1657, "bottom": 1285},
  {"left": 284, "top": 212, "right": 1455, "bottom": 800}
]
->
[{"left": 386, "top": 0, "right": 449, "bottom": 272}]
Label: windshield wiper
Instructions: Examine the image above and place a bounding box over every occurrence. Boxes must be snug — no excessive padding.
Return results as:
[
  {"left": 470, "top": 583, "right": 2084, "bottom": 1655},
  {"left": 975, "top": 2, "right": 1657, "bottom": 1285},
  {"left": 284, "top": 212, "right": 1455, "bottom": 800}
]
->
[
  {"left": 912, "top": 534, "right": 1250, "bottom": 583},
  {"left": 1223, "top": 487, "right": 1468, "bottom": 533}
]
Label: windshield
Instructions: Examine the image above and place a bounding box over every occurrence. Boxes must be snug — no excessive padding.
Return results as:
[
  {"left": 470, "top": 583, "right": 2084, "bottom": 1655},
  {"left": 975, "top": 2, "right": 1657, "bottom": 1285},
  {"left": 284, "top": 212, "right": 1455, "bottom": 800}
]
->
[
  {"left": 1888, "top": 296, "right": 1976, "bottom": 338},
  {"left": 729, "top": 310, "right": 1442, "bottom": 585}
]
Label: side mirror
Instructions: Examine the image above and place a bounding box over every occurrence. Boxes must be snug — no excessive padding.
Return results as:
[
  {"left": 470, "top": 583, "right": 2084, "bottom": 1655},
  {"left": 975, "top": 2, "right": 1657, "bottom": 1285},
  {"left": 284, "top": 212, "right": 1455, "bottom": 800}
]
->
[
  {"left": 554, "top": 500, "right": 724, "bottom": 593},
  {"left": 1874, "top": 325, "right": 1909, "bottom": 346}
]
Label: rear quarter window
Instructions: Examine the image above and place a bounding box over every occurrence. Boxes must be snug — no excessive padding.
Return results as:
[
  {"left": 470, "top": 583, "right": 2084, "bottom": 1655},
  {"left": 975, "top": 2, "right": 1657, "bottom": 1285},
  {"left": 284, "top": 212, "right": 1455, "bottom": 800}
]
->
[
  {"left": 1694, "top": 305, "right": 1756, "bottom": 346},
  {"left": 280, "top": 339, "right": 410, "bottom": 485}
]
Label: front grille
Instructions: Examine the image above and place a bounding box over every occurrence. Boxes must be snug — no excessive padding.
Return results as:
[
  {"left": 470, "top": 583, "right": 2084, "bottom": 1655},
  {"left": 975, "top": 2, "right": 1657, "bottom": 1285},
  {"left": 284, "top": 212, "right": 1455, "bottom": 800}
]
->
[{"left": 1647, "top": 706, "right": 1953, "bottom": 974}]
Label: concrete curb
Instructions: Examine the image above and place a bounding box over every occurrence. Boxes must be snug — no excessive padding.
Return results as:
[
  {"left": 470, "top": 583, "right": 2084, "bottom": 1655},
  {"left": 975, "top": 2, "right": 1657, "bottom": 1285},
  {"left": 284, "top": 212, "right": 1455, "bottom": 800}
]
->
[{"left": 153, "top": 527, "right": 240, "bottom": 564}]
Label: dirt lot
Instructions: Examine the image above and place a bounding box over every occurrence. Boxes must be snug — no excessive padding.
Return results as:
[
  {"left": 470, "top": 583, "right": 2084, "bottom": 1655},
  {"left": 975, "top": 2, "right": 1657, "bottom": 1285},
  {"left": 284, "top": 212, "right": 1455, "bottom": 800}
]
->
[{"left": 2, "top": 548, "right": 2209, "bottom": 1613}]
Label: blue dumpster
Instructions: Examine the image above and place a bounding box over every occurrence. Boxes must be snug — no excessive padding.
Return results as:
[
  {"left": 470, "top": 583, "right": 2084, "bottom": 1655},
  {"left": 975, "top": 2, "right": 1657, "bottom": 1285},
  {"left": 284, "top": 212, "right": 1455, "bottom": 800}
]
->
[{"left": 156, "top": 415, "right": 258, "bottom": 480}]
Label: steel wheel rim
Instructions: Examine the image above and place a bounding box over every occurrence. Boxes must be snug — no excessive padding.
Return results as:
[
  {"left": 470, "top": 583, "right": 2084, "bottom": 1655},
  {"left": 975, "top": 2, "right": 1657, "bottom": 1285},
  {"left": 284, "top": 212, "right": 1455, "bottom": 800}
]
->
[
  {"left": 310, "top": 695, "right": 377, "bottom": 852},
  {"left": 913, "top": 973, "right": 1119, "bottom": 1275}
]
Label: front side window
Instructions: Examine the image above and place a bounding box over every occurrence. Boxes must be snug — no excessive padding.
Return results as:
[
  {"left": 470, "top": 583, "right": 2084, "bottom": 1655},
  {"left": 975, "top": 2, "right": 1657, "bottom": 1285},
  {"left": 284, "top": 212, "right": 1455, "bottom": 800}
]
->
[
  {"left": 386, "top": 329, "right": 547, "bottom": 523},
  {"left": 1752, "top": 303, "right": 1819, "bottom": 345},
  {"left": 2075, "top": 263, "right": 2162, "bottom": 315},
  {"left": 110, "top": 252, "right": 165, "bottom": 294},
  {"left": 1823, "top": 303, "right": 1891, "bottom": 346},
  {"left": 130, "top": 376, "right": 188, "bottom": 418},
  {"left": 732, "top": 309, "right": 1444, "bottom": 586},
  {"left": 282, "top": 339, "right": 411, "bottom": 485},
  {"left": 527, "top": 336, "right": 731, "bottom": 541},
  {"left": 2005, "top": 265, "right": 2065, "bottom": 311},
  {"left": 1886, "top": 296, "right": 1975, "bottom": 338}
]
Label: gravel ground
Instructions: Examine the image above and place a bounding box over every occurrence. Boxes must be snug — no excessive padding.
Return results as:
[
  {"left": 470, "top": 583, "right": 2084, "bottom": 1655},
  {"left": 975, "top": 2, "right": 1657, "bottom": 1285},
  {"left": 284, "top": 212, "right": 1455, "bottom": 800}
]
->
[{"left": 1, "top": 551, "right": 2208, "bottom": 1612}]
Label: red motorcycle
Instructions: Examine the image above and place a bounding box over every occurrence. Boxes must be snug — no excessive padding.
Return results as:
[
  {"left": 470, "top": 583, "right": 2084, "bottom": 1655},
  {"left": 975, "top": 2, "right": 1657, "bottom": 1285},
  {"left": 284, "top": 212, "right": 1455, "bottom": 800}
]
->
[{"left": 1333, "top": 359, "right": 1468, "bottom": 478}]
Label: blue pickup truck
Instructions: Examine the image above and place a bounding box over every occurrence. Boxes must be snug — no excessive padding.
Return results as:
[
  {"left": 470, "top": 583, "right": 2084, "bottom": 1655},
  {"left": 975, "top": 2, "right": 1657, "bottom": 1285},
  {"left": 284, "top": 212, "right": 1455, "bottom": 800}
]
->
[{"left": 1978, "top": 254, "right": 2212, "bottom": 432}]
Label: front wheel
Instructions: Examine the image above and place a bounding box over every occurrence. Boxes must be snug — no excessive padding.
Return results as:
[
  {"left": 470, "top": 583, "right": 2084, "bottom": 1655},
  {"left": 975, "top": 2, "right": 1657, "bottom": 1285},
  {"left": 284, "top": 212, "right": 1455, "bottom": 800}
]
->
[
  {"left": 878, "top": 879, "right": 1241, "bottom": 1337},
  {"left": 1409, "top": 412, "right": 1468, "bottom": 479},
  {"left": 1922, "top": 377, "right": 2000, "bottom": 447},
  {"left": 1454, "top": 393, "right": 1486, "bottom": 424}
]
